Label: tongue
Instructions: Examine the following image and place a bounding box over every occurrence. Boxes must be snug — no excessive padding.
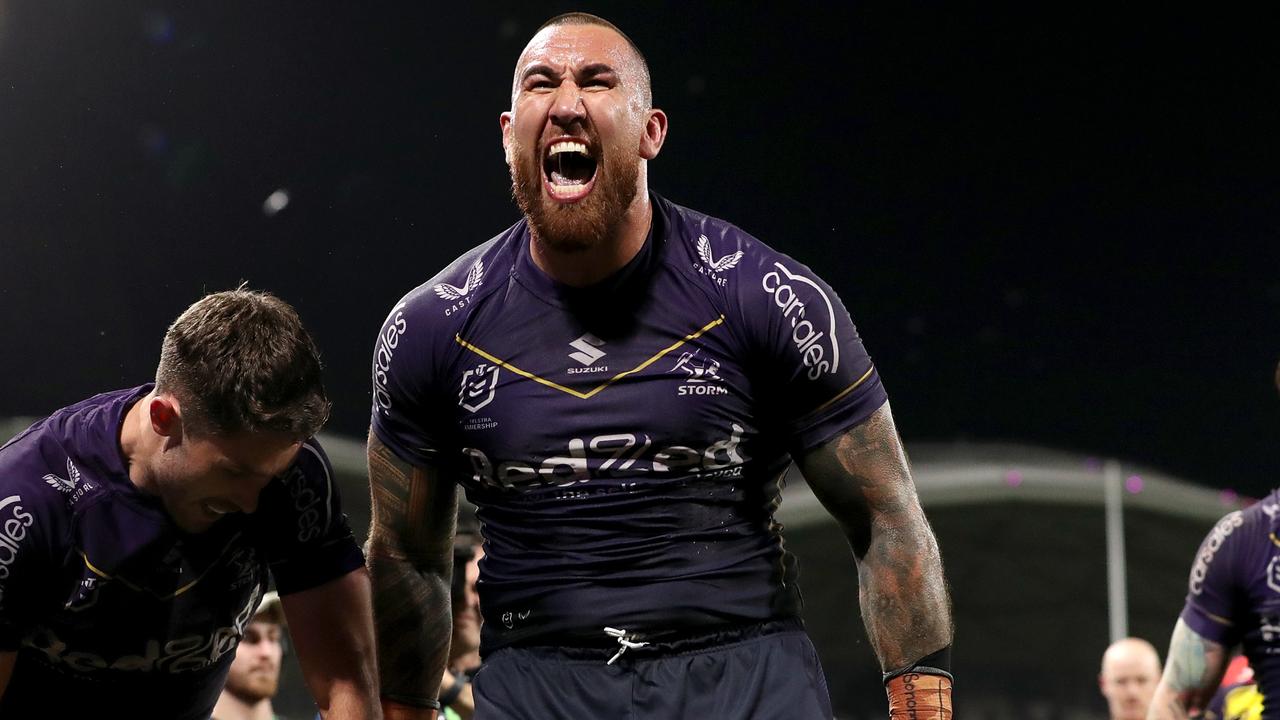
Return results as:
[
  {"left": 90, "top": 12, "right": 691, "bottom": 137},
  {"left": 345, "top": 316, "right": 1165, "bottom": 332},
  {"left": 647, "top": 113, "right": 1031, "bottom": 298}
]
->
[{"left": 550, "top": 170, "right": 584, "bottom": 186}]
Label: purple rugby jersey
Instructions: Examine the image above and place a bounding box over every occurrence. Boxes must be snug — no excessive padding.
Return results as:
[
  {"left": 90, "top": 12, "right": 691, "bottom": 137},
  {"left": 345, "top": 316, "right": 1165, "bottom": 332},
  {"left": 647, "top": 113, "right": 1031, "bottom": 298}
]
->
[
  {"left": 372, "top": 194, "right": 888, "bottom": 652},
  {"left": 1180, "top": 494, "right": 1280, "bottom": 718},
  {"left": 0, "top": 385, "right": 364, "bottom": 718}
]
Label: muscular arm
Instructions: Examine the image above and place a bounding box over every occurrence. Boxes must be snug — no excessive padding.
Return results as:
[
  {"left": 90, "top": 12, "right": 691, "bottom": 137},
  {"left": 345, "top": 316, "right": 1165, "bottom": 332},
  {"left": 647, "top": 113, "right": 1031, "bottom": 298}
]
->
[
  {"left": 1147, "top": 618, "right": 1229, "bottom": 720},
  {"left": 797, "top": 402, "right": 952, "bottom": 672},
  {"left": 366, "top": 430, "right": 459, "bottom": 719},
  {"left": 281, "top": 568, "right": 380, "bottom": 718}
]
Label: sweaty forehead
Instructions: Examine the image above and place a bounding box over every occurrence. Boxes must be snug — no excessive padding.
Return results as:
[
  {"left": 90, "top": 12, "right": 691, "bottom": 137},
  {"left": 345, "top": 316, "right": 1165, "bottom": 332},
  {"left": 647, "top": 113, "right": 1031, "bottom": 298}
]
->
[{"left": 516, "top": 24, "right": 639, "bottom": 79}]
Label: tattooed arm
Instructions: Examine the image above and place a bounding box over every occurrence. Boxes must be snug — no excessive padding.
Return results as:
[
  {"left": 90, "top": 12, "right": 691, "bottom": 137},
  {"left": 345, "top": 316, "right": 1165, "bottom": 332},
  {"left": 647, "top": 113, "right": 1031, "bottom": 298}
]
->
[
  {"left": 798, "top": 402, "right": 953, "bottom": 710},
  {"left": 1147, "top": 618, "right": 1228, "bottom": 720},
  {"left": 366, "top": 430, "right": 459, "bottom": 720}
]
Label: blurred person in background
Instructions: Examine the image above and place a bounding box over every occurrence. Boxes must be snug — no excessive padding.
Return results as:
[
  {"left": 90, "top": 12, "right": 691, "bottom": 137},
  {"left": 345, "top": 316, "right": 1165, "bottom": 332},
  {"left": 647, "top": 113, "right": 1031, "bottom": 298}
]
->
[
  {"left": 440, "top": 523, "right": 483, "bottom": 720},
  {"left": 1147, "top": 362, "right": 1280, "bottom": 720},
  {"left": 0, "top": 288, "right": 378, "bottom": 719},
  {"left": 1099, "top": 637, "right": 1161, "bottom": 720},
  {"left": 215, "top": 591, "right": 288, "bottom": 720}
]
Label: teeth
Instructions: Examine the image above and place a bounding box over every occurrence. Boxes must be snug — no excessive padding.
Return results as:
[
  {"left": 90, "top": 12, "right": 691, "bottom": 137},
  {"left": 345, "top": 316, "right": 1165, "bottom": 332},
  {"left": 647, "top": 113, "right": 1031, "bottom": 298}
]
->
[
  {"left": 548, "top": 140, "right": 589, "bottom": 157},
  {"left": 549, "top": 179, "right": 589, "bottom": 196}
]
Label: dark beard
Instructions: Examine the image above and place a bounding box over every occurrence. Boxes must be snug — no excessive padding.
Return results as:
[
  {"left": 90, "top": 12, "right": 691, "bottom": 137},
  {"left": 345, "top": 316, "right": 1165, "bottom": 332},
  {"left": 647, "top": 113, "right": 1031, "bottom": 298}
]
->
[{"left": 509, "top": 138, "right": 639, "bottom": 253}]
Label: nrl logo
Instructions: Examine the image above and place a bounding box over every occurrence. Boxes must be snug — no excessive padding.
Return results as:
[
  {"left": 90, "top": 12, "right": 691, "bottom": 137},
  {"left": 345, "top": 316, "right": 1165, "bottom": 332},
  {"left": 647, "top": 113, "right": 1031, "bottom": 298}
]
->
[
  {"left": 696, "top": 235, "right": 743, "bottom": 273},
  {"left": 459, "top": 363, "right": 500, "bottom": 413},
  {"left": 44, "top": 458, "right": 81, "bottom": 494},
  {"left": 434, "top": 259, "right": 485, "bottom": 301}
]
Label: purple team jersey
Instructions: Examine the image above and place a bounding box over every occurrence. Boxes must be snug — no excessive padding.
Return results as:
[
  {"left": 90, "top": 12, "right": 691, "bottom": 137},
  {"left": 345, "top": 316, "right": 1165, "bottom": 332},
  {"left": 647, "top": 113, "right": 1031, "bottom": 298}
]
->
[
  {"left": 1180, "top": 494, "right": 1280, "bottom": 718},
  {"left": 0, "top": 386, "right": 364, "bottom": 718},
  {"left": 372, "top": 194, "right": 888, "bottom": 652}
]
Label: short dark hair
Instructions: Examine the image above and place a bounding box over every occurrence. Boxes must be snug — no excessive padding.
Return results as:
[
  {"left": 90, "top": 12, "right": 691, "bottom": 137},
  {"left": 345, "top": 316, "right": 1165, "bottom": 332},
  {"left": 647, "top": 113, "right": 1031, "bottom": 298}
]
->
[
  {"left": 156, "top": 288, "right": 330, "bottom": 438},
  {"left": 532, "top": 12, "right": 652, "bottom": 107}
]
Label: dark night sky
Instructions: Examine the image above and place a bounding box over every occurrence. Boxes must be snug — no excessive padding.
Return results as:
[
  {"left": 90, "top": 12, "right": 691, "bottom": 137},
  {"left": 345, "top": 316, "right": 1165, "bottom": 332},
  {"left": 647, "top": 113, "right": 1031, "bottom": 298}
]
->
[{"left": 2, "top": 3, "right": 1277, "bottom": 494}]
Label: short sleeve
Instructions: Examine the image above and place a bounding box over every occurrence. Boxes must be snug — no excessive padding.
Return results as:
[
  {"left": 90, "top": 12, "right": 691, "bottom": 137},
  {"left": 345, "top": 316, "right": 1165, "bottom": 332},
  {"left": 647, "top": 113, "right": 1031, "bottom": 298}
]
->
[
  {"left": 256, "top": 440, "right": 364, "bottom": 595},
  {"left": 0, "top": 469, "right": 60, "bottom": 649},
  {"left": 370, "top": 295, "right": 450, "bottom": 468},
  {"left": 734, "top": 245, "right": 888, "bottom": 452},
  {"left": 1179, "top": 510, "right": 1249, "bottom": 646}
]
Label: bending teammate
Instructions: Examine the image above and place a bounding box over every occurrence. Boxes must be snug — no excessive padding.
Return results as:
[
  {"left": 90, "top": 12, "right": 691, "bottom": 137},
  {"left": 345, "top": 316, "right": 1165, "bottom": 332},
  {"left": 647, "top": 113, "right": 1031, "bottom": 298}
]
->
[
  {"left": 0, "top": 289, "right": 378, "bottom": 718},
  {"left": 368, "top": 13, "right": 952, "bottom": 719},
  {"left": 1147, "top": 364, "right": 1280, "bottom": 719}
]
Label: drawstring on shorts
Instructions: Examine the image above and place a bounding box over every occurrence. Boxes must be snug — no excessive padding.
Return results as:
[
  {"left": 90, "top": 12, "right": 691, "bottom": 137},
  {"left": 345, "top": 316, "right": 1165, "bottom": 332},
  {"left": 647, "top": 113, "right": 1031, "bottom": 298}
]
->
[{"left": 603, "top": 627, "right": 650, "bottom": 665}]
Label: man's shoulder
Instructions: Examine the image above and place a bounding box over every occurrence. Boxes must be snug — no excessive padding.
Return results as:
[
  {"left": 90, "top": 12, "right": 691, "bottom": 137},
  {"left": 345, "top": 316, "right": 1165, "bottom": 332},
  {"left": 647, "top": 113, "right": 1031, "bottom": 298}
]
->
[
  {"left": 0, "top": 417, "right": 80, "bottom": 550},
  {"left": 659, "top": 195, "right": 766, "bottom": 255},
  {"left": 381, "top": 224, "right": 523, "bottom": 332},
  {"left": 656, "top": 194, "right": 803, "bottom": 279}
]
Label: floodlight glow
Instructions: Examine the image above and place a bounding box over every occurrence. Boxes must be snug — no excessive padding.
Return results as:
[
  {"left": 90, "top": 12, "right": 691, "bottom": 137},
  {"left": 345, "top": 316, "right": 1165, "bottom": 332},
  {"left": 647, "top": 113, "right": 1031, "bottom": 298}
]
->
[{"left": 263, "top": 189, "right": 290, "bottom": 216}]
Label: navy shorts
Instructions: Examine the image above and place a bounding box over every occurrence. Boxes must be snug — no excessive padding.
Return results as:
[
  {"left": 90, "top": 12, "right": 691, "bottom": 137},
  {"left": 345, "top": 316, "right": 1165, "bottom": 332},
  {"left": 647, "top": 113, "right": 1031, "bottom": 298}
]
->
[{"left": 472, "top": 623, "right": 833, "bottom": 719}]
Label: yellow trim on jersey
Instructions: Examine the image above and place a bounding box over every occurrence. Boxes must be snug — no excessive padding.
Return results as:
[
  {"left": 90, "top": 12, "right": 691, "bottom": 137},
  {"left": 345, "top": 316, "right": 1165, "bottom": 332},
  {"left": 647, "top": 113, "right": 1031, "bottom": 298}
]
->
[
  {"left": 811, "top": 365, "right": 877, "bottom": 415},
  {"left": 81, "top": 551, "right": 113, "bottom": 579},
  {"left": 1204, "top": 609, "right": 1235, "bottom": 627},
  {"left": 77, "top": 531, "right": 243, "bottom": 601},
  {"left": 455, "top": 315, "right": 726, "bottom": 400},
  {"left": 1269, "top": 531, "right": 1280, "bottom": 548}
]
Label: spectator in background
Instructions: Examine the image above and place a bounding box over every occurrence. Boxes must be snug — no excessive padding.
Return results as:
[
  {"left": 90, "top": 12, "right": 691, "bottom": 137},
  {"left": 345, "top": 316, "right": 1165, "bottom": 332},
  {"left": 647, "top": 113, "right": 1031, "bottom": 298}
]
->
[
  {"left": 440, "top": 528, "right": 483, "bottom": 720},
  {"left": 1098, "top": 637, "right": 1161, "bottom": 720},
  {"left": 214, "top": 591, "right": 288, "bottom": 720}
]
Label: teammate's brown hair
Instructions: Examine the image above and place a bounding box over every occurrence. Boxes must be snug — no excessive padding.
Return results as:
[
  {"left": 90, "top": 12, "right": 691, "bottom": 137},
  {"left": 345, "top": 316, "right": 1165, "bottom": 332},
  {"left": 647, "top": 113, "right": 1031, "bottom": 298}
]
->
[{"left": 156, "top": 287, "right": 330, "bottom": 437}]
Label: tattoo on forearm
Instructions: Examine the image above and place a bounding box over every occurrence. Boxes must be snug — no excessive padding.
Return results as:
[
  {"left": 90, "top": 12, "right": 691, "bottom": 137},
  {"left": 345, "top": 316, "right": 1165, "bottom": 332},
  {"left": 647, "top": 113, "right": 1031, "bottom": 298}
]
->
[
  {"left": 1165, "top": 620, "right": 1212, "bottom": 692},
  {"left": 1167, "top": 617, "right": 1223, "bottom": 691},
  {"left": 366, "top": 433, "right": 457, "bottom": 704},
  {"left": 803, "top": 404, "right": 953, "bottom": 672},
  {"left": 1148, "top": 618, "right": 1226, "bottom": 719}
]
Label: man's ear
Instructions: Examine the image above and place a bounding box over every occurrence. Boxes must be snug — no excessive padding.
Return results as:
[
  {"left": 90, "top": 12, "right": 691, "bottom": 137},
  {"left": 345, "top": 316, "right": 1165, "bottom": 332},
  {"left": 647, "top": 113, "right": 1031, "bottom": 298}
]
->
[
  {"left": 500, "top": 111, "right": 514, "bottom": 165},
  {"left": 149, "top": 395, "right": 183, "bottom": 440},
  {"left": 639, "top": 108, "right": 668, "bottom": 160}
]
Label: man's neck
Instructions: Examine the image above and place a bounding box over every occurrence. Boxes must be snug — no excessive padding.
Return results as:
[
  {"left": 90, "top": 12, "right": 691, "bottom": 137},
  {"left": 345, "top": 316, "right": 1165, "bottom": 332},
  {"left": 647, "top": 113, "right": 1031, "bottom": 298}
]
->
[
  {"left": 529, "top": 190, "right": 653, "bottom": 287},
  {"left": 118, "top": 390, "right": 156, "bottom": 493},
  {"left": 212, "top": 692, "right": 275, "bottom": 720}
]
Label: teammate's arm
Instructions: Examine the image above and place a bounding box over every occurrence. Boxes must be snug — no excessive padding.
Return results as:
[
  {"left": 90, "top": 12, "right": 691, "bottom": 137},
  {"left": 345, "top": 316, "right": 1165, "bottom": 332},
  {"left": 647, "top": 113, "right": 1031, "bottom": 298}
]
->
[
  {"left": 366, "top": 430, "right": 458, "bottom": 720},
  {"left": 797, "top": 402, "right": 953, "bottom": 718},
  {"left": 1147, "top": 618, "right": 1229, "bottom": 720},
  {"left": 280, "top": 568, "right": 380, "bottom": 719}
]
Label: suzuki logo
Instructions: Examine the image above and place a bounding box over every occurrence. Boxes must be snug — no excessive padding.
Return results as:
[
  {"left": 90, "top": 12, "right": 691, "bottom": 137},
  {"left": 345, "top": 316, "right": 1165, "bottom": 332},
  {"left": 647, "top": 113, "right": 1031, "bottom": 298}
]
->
[{"left": 568, "top": 334, "right": 607, "bottom": 366}]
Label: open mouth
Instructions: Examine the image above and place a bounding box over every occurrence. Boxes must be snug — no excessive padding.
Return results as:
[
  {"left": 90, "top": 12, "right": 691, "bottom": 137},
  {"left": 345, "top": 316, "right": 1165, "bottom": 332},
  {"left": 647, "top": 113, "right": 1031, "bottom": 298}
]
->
[{"left": 542, "top": 138, "right": 597, "bottom": 202}]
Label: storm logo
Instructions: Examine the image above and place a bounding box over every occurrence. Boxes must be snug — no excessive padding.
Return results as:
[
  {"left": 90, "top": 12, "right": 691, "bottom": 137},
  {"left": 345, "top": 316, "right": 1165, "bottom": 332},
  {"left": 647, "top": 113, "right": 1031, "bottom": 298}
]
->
[{"left": 761, "top": 261, "right": 840, "bottom": 380}]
